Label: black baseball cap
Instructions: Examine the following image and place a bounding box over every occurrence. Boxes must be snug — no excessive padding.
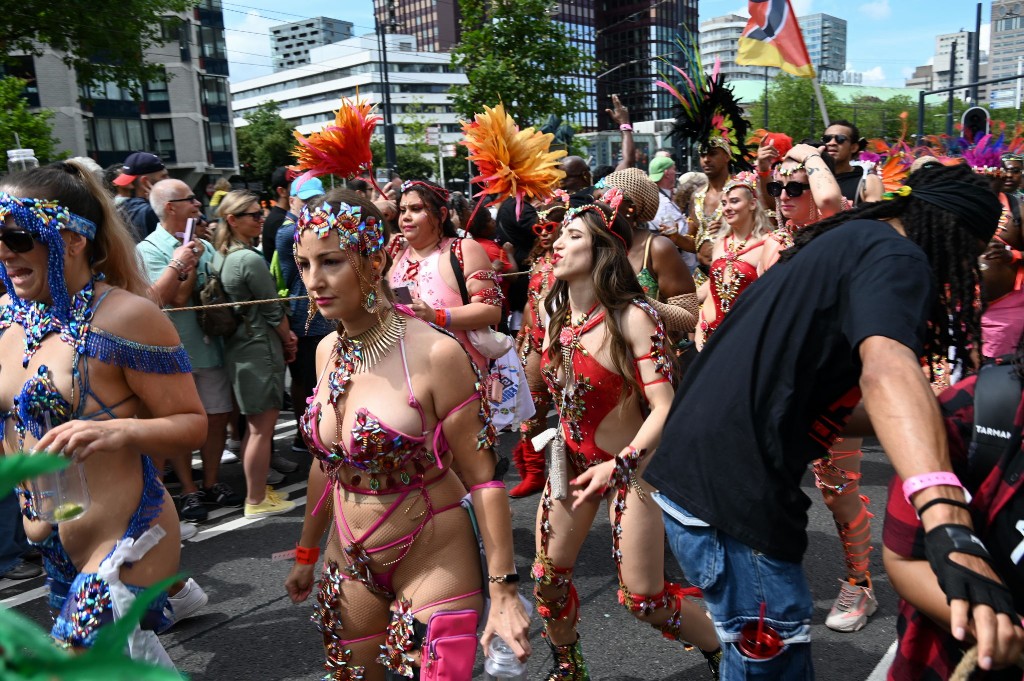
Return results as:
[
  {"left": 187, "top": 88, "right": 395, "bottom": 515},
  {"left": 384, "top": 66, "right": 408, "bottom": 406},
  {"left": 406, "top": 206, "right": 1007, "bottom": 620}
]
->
[{"left": 112, "top": 151, "right": 165, "bottom": 186}]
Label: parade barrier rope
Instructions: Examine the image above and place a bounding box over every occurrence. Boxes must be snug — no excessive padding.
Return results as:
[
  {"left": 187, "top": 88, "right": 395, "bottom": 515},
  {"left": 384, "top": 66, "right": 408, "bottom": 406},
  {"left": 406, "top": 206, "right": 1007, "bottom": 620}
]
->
[{"left": 949, "top": 646, "right": 1024, "bottom": 681}]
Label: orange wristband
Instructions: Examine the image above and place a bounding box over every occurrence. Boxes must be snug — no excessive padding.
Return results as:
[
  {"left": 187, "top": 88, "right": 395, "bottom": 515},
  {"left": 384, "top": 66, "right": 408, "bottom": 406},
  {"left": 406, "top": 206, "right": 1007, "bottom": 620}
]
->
[{"left": 295, "top": 544, "right": 320, "bottom": 565}]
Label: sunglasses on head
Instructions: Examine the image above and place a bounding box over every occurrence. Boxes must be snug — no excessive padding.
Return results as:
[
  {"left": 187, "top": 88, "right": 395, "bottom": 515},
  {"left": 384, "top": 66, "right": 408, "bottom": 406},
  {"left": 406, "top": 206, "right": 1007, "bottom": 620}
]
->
[
  {"left": 532, "top": 221, "right": 559, "bottom": 237},
  {"left": 0, "top": 229, "right": 36, "bottom": 253},
  {"left": 766, "top": 181, "right": 812, "bottom": 198},
  {"left": 821, "top": 134, "right": 849, "bottom": 144}
]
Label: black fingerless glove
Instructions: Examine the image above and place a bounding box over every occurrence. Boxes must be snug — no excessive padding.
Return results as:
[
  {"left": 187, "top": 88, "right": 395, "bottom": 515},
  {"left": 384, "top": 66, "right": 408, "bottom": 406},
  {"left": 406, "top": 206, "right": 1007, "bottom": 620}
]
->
[{"left": 923, "top": 524, "right": 1017, "bottom": 617}]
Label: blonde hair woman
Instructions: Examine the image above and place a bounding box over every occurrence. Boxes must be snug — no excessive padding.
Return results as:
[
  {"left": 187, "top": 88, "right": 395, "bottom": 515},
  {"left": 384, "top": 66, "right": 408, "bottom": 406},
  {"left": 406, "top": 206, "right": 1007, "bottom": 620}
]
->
[{"left": 215, "top": 190, "right": 298, "bottom": 518}]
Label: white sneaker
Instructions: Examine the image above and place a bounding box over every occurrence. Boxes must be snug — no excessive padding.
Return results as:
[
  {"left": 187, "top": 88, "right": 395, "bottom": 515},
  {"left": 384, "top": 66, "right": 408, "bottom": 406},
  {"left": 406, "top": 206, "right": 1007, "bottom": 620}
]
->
[
  {"left": 161, "top": 577, "right": 209, "bottom": 632},
  {"left": 270, "top": 455, "right": 298, "bottom": 473},
  {"left": 179, "top": 522, "right": 198, "bottom": 541},
  {"left": 266, "top": 468, "right": 285, "bottom": 485},
  {"left": 826, "top": 577, "right": 878, "bottom": 632},
  {"left": 220, "top": 449, "right": 239, "bottom": 464}
]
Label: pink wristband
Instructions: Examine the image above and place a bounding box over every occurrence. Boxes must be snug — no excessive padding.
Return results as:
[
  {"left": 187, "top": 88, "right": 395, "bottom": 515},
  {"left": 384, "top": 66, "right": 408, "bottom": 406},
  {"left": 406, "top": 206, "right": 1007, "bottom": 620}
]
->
[
  {"left": 902, "top": 472, "right": 963, "bottom": 504},
  {"left": 619, "top": 123, "right": 633, "bottom": 132},
  {"left": 469, "top": 481, "right": 505, "bottom": 492}
]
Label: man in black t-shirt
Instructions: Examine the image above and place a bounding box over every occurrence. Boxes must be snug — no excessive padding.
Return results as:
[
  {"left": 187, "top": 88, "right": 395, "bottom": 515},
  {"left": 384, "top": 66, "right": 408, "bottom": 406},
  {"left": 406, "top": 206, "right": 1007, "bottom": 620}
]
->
[
  {"left": 261, "top": 166, "right": 290, "bottom": 263},
  {"left": 644, "top": 163, "right": 1024, "bottom": 679},
  {"left": 822, "top": 119, "right": 883, "bottom": 206}
]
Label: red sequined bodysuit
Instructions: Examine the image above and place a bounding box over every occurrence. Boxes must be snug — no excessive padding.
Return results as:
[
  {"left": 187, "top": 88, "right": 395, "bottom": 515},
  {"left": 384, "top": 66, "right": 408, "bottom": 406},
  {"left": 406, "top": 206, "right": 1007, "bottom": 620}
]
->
[
  {"left": 700, "top": 238, "right": 765, "bottom": 340},
  {"left": 541, "top": 300, "right": 672, "bottom": 472}
]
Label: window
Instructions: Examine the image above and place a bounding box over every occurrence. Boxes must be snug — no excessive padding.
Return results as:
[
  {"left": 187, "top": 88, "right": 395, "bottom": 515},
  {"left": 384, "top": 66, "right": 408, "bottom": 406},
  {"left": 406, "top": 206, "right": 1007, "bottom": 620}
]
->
[
  {"left": 91, "top": 118, "right": 146, "bottom": 152},
  {"left": 201, "top": 75, "right": 229, "bottom": 107},
  {"left": 206, "top": 122, "right": 232, "bottom": 152},
  {"left": 148, "top": 120, "right": 174, "bottom": 157},
  {"left": 145, "top": 73, "right": 169, "bottom": 103},
  {"left": 199, "top": 25, "right": 226, "bottom": 59}
]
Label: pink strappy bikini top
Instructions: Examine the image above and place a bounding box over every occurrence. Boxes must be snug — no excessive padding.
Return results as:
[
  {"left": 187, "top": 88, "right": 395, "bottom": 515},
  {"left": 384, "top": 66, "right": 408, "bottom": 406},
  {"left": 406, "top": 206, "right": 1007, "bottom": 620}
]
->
[{"left": 300, "top": 337, "right": 479, "bottom": 492}]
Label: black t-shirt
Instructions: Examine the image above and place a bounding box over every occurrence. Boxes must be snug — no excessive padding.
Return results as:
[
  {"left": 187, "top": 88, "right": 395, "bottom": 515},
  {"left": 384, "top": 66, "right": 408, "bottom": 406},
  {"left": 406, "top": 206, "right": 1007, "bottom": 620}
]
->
[
  {"left": 262, "top": 205, "right": 288, "bottom": 263},
  {"left": 644, "top": 220, "right": 934, "bottom": 562},
  {"left": 834, "top": 169, "right": 863, "bottom": 205}
]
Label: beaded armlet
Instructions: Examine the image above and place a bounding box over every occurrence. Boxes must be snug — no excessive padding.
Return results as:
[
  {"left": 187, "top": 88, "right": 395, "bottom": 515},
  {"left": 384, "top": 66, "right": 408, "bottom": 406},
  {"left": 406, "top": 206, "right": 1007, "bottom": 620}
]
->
[
  {"left": 630, "top": 297, "right": 673, "bottom": 384},
  {"left": 85, "top": 329, "right": 192, "bottom": 374}
]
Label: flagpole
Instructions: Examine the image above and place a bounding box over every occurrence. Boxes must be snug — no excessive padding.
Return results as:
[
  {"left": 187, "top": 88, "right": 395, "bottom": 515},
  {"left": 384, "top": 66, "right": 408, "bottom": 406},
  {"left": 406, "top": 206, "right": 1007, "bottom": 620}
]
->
[{"left": 811, "top": 76, "right": 830, "bottom": 129}]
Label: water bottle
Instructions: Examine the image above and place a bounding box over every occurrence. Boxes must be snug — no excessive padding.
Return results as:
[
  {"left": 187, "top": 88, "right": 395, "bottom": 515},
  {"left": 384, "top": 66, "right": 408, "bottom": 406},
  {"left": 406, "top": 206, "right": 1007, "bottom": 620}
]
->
[
  {"left": 483, "top": 635, "right": 527, "bottom": 680},
  {"left": 7, "top": 149, "right": 39, "bottom": 173}
]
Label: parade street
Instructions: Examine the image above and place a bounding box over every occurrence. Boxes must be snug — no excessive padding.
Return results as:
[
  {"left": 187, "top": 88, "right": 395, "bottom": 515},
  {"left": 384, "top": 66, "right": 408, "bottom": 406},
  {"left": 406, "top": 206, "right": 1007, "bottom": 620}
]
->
[{"left": 3, "top": 416, "right": 900, "bottom": 680}]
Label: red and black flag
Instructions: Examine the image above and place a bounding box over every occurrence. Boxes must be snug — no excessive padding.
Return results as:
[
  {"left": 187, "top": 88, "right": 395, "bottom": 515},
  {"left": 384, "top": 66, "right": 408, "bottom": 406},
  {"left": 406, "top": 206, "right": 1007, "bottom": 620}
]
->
[{"left": 737, "top": 0, "right": 816, "bottom": 78}]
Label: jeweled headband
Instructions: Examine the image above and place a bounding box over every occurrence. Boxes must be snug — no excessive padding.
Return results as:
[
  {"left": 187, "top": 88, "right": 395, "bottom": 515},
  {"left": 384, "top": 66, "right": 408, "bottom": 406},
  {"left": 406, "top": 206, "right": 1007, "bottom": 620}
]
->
[
  {"left": 296, "top": 201, "right": 384, "bottom": 256},
  {"left": 698, "top": 137, "right": 732, "bottom": 156},
  {"left": 561, "top": 188, "right": 627, "bottom": 248},
  {"left": 0, "top": 192, "right": 99, "bottom": 322},
  {"left": 722, "top": 171, "right": 758, "bottom": 195}
]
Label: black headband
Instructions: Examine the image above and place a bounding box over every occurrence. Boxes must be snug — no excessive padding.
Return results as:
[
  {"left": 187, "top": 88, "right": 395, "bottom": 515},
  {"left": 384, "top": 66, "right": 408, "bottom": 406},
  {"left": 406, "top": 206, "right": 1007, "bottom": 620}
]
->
[{"left": 907, "top": 181, "right": 1002, "bottom": 242}]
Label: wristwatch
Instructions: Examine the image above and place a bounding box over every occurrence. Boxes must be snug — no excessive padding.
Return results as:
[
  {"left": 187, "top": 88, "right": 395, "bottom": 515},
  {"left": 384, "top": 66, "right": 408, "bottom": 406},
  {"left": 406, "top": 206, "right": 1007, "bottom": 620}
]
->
[{"left": 488, "top": 572, "right": 520, "bottom": 584}]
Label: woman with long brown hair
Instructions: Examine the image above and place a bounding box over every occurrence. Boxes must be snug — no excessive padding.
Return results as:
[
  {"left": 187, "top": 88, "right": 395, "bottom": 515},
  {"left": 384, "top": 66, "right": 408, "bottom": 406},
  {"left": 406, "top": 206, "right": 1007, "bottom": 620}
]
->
[
  {"left": 534, "top": 197, "right": 721, "bottom": 679},
  {"left": 215, "top": 190, "right": 297, "bottom": 518},
  {"left": 0, "top": 161, "right": 205, "bottom": 662},
  {"left": 284, "top": 189, "right": 530, "bottom": 679}
]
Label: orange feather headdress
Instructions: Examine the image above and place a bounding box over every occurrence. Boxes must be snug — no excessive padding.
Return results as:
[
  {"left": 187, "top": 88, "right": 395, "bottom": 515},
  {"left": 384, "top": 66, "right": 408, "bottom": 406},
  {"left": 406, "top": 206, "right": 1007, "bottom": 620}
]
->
[
  {"left": 290, "top": 96, "right": 382, "bottom": 190},
  {"left": 461, "top": 103, "right": 567, "bottom": 216}
]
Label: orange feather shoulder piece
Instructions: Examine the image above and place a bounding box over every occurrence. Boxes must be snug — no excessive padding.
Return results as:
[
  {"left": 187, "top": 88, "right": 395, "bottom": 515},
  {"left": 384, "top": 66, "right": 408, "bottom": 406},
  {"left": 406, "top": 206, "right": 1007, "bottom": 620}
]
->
[{"left": 461, "top": 103, "right": 567, "bottom": 215}]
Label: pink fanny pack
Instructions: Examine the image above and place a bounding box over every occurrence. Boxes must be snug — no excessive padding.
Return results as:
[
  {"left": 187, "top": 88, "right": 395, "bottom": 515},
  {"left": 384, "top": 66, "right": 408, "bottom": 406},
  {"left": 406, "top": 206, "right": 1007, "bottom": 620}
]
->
[{"left": 420, "top": 609, "right": 479, "bottom": 681}]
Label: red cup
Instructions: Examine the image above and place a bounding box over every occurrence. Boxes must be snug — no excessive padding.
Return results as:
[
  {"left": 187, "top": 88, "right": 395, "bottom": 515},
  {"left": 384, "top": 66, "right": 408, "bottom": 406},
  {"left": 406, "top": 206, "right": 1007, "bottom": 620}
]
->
[{"left": 737, "top": 620, "right": 784, "bottom": 659}]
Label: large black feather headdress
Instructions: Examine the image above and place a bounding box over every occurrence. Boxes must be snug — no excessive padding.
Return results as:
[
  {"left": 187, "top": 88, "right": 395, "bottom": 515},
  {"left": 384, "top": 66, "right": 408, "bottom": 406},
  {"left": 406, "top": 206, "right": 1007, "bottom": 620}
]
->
[{"left": 656, "top": 38, "right": 751, "bottom": 170}]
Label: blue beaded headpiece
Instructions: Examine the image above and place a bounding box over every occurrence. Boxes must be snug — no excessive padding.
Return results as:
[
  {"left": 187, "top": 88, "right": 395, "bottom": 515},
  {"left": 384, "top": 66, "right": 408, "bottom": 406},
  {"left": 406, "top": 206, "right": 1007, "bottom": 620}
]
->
[
  {"left": 295, "top": 201, "right": 384, "bottom": 256},
  {"left": 0, "top": 192, "right": 98, "bottom": 323}
]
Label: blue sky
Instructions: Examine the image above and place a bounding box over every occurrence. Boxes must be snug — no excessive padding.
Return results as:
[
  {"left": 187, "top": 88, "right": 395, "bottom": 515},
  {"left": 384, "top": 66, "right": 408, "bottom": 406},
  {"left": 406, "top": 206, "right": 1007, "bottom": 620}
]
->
[{"left": 223, "top": 0, "right": 985, "bottom": 88}]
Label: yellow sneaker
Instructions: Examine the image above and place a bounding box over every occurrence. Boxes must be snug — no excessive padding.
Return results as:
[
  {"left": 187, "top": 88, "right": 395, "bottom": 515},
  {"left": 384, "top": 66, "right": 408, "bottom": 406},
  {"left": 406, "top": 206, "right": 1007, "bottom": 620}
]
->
[
  {"left": 244, "top": 494, "right": 295, "bottom": 519},
  {"left": 265, "top": 485, "right": 288, "bottom": 503}
]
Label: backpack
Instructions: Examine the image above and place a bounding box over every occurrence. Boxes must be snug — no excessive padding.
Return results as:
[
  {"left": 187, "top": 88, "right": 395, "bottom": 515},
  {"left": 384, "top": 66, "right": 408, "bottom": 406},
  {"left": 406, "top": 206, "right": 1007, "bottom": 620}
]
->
[{"left": 196, "top": 251, "right": 241, "bottom": 337}]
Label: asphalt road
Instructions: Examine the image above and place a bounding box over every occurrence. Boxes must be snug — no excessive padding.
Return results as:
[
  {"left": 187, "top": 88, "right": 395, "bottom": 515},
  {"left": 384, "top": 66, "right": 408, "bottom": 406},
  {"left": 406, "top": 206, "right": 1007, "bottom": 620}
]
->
[{"left": 2, "top": 418, "right": 900, "bottom": 680}]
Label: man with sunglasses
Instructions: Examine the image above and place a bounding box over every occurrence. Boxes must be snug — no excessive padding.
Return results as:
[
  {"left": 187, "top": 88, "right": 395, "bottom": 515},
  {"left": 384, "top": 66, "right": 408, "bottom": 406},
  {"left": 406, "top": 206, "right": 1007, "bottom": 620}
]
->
[
  {"left": 1000, "top": 153, "right": 1024, "bottom": 200},
  {"left": 822, "top": 121, "right": 882, "bottom": 206}
]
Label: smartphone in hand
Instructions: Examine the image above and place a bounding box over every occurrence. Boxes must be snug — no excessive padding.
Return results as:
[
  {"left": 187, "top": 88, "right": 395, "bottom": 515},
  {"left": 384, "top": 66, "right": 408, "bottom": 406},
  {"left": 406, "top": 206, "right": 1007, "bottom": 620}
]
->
[
  {"left": 393, "top": 285, "right": 413, "bottom": 305},
  {"left": 183, "top": 218, "right": 195, "bottom": 246}
]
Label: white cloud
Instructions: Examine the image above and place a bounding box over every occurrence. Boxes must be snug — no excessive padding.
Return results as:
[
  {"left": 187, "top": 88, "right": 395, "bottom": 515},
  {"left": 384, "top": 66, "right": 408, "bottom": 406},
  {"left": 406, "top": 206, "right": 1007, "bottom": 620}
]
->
[
  {"left": 225, "top": 11, "right": 277, "bottom": 83},
  {"left": 861, "top": 66, "right": 886, "bottom": 82},
  {"left": 859, "top": 0, "right": 891, "bottom": 20},
  {"left": 901, "top": 66, "right": 915, "bottom": 78}
]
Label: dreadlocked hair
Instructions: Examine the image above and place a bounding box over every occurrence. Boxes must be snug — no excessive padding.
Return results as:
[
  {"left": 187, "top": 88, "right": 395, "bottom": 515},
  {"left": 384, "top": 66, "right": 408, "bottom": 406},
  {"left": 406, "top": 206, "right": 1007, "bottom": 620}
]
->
[
  {"left": 545, "top": 202, "right": 650, "bottom": 400},
  {"left": 780, "top": 162, "right": 991, "bottom": 374}
]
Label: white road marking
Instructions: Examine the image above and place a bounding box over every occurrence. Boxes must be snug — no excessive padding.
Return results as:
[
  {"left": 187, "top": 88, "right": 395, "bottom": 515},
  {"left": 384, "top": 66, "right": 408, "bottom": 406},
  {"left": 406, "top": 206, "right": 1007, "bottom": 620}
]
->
[
  {"left": 864, "top": 640, "right": 897, "bottom": 681},
  {"left": 1, "top": 585, "right": 48, "bottom": 609}
]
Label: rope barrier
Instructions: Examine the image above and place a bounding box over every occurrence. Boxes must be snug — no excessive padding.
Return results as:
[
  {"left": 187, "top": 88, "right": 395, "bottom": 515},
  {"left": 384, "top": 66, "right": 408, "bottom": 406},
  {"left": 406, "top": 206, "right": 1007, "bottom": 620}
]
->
[
  {"left": 950, "top": 645, "right": 1024, "bottom": 680},
  {"left": 163, "top": 295, "right": 306, "bottom": 313}
]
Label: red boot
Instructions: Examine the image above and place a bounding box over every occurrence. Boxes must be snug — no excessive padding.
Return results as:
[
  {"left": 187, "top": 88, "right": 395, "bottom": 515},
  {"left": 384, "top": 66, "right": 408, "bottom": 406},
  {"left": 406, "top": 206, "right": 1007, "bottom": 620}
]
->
[{"left": 510, "top": 439, "right": 546, "bottom": 497}]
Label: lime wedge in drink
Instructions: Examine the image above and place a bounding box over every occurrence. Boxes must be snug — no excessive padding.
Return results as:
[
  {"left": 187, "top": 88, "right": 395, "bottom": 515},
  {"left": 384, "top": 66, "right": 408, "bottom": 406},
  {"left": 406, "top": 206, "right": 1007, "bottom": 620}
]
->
[{"left": 53, "top": 503, "right": 85, "bottom": 521}]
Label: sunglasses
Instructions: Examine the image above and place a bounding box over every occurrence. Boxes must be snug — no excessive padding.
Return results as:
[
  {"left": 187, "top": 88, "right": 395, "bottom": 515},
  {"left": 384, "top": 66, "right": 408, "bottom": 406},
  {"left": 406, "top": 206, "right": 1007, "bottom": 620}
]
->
[
  {"left": 766, "top": 181, "right": 812, "bottom": 198},
  {"left": 821, "top": 134, "right": 849, "bottom": 144},
  {"left": 234, "top": 210, "right": 263, "bottom": 221},
  {"left": 168, "top": 195, "right": 200, "bottom": 204},
  {"left": 0, "top": 229, "right": 36, "bottom": 253},
  {"left": 532, "top": 221, "right": 559, "bottom": 237}
]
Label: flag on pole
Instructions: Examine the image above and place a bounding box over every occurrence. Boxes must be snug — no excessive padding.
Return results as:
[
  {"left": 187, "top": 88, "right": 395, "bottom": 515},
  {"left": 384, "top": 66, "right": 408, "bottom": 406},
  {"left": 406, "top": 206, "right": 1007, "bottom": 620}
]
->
[{"left": 737, "top": 0, "right": 816, "bottom": 78}]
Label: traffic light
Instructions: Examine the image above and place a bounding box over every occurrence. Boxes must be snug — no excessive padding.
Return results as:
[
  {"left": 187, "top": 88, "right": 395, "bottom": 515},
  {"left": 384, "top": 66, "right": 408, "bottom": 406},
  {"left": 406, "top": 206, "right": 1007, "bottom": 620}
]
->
[{"left": 961, "top": 107, "right": 990, "bottom": 141}]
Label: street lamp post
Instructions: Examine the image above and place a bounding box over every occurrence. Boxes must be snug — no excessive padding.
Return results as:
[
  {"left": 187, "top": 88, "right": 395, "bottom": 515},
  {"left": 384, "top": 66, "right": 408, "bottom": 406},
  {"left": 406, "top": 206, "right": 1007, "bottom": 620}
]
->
[{"left": 375, "top": 0, "right": 398, "bottom": 174}]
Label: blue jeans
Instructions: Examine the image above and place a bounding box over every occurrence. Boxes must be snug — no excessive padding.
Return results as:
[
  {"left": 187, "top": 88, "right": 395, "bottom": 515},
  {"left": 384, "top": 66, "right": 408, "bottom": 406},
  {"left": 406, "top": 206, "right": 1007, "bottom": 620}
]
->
[
  {"left": 656, "top": 494, "right": 814, "bottom": 681},
  {"left": 0, "top": 491, "right": 29, "bottom": 575}
]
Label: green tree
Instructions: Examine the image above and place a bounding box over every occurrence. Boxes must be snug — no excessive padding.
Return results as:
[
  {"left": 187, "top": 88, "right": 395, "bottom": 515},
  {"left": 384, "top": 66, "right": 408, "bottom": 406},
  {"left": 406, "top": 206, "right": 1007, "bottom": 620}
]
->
[
  {"left": 746, "top": 74, "right": 841, "bottom": 142},
  {"left": 235, "top": 102, "right": 296, "bottom": 186},
  {"left": 1, "top": 0, "right": 195, "bottom": 92},
  {"left": 0, "top": 77, "right": 57, "bottom": 172},
  {"left": 451, "top": 0, "right": 595, "bottom": 127},
  {"left": 370, "top": 139, "right": 435, "bottom": 181}
]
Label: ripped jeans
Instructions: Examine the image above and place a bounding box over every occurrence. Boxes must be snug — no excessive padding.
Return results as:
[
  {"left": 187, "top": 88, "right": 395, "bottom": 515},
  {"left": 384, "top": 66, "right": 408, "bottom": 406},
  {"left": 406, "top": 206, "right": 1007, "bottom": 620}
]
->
[{"left": 655, "top": 494, "right": 814, "bottom": 681}]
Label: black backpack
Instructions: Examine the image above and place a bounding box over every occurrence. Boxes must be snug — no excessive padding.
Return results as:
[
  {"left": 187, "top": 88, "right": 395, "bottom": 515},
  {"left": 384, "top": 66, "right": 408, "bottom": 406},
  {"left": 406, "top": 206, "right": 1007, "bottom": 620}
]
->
[{"left": 196, "top": 251, "right": 241, "bottom": 337}]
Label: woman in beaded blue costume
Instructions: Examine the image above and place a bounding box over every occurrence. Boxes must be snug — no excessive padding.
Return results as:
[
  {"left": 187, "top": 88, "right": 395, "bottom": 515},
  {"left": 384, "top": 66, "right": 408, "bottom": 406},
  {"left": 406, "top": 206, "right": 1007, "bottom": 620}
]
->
[
  {"left": 283, "top": 190, "right": 530, "bottom": 681},
  {"left": 534, "top": 194, "right": 721, "bottom": 680},
  {"left": 0, "top": 162, "right": 205, "bottom": 663}
]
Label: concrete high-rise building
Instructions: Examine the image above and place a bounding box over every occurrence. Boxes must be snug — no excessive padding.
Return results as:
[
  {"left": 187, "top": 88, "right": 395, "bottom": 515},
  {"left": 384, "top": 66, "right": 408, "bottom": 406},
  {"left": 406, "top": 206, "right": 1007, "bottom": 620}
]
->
[
  {"left": 699, "top": 14, "right": 779, "bottom": 82},
  {"left": 989, "top": 1, "right": 1024, "bottom": 109},
  {"left": 2, "top": 0, "right": 235, "bottom": 185},
  {"left": 799, "top": 13, "right": 847, "bottom": 85},
  {"left": 270, "top": 17, "right": 354, "bottom": 72},
  {"left": 372, "top": 0, "right": 698, "bottom": 131},
  {"left": 904, "top": 30, "right": 988, "bottom": 103}
]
